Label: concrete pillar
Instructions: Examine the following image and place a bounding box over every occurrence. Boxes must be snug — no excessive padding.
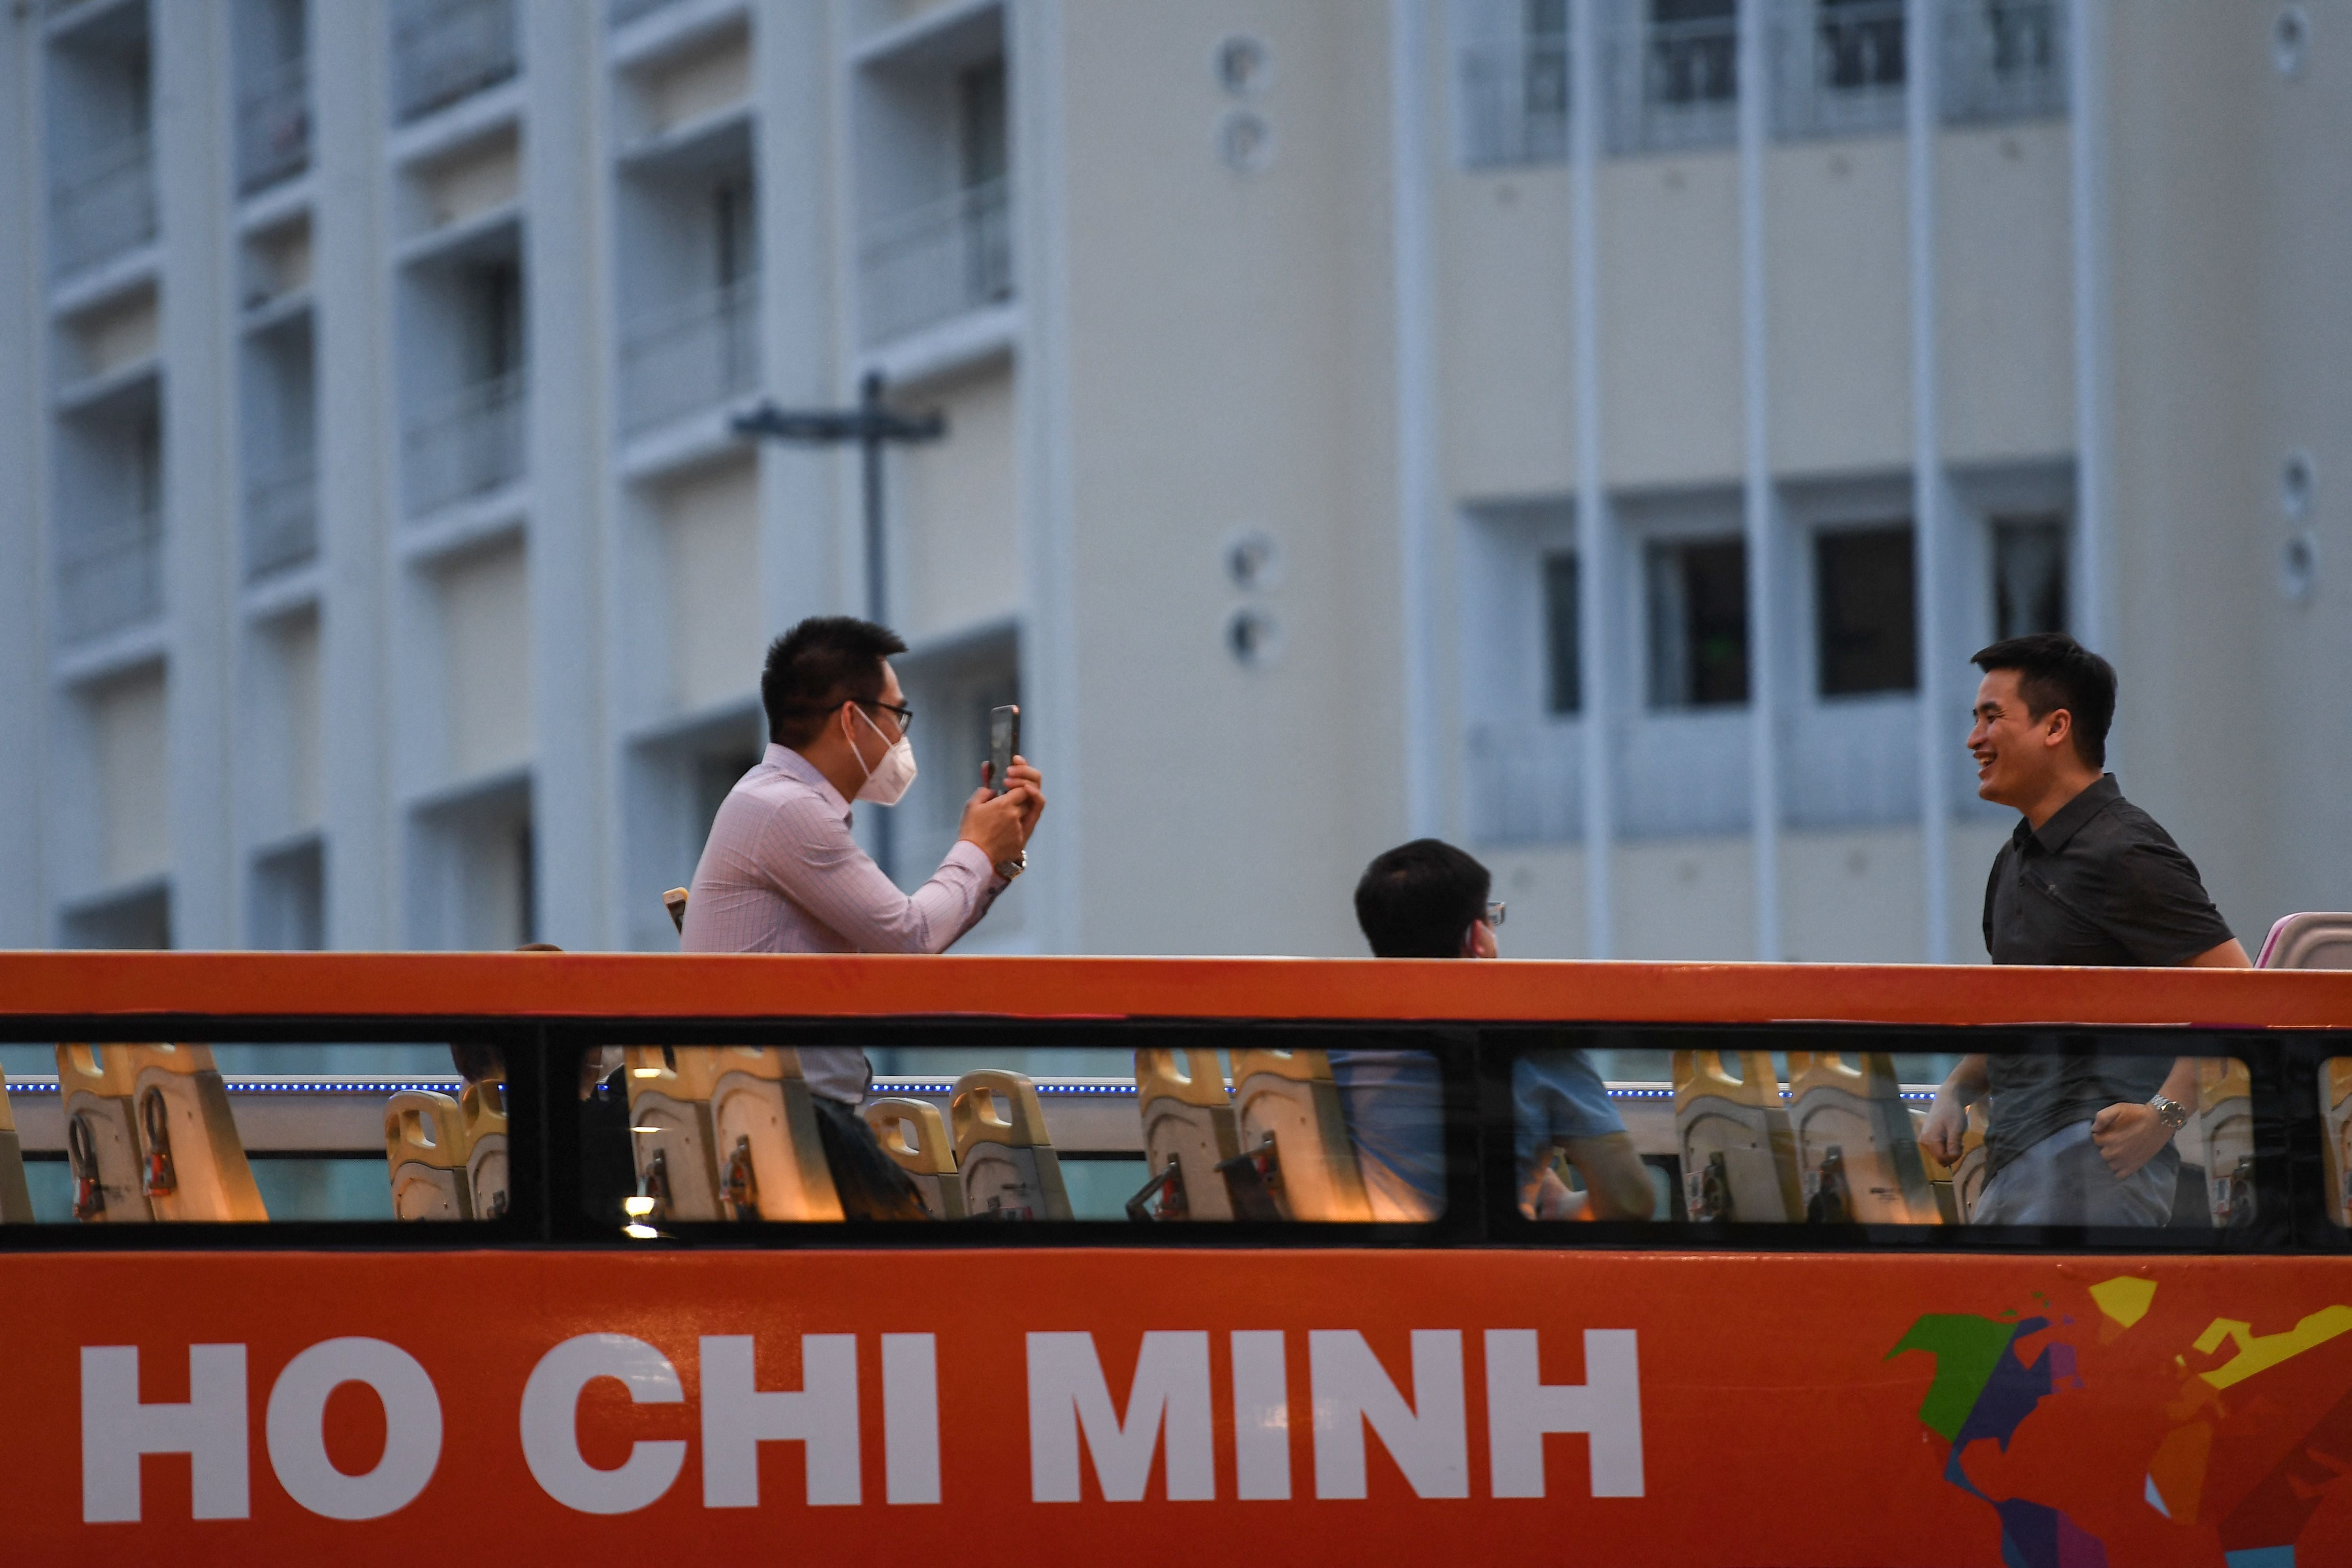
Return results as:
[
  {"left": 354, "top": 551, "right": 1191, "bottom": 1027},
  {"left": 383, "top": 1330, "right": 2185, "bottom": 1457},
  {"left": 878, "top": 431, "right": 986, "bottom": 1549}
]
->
[{"left": 154, "top": 0, "right": 239, "bottom": 947}]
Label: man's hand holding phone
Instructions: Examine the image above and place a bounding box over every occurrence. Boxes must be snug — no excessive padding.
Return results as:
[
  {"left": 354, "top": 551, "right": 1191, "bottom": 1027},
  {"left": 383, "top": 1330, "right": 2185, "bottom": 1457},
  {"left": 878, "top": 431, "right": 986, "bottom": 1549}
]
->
[{"left": 960, "top": 756, "right": 1044, "bottom": 868}]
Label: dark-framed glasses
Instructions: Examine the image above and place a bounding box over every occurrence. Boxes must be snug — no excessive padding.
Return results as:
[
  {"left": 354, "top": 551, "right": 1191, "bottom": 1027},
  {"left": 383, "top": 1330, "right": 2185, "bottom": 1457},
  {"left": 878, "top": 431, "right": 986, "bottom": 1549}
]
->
[{"left": 862, "top": 700, "right": 915, "bottom": 736}]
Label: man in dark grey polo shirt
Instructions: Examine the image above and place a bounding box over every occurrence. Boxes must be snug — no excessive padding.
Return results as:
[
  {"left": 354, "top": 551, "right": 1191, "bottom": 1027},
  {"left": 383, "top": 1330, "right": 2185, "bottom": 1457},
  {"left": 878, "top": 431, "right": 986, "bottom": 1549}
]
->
[{"left": 1919, "top": 634, "right": 2249, "bottom": 1225}]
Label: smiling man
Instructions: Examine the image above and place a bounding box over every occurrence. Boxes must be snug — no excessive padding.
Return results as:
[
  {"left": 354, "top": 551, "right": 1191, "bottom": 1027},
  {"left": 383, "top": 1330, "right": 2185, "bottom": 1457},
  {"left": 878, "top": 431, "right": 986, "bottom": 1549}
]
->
[{"left": 1920, "top": 633, "right": 2249, "bottom": 1227}]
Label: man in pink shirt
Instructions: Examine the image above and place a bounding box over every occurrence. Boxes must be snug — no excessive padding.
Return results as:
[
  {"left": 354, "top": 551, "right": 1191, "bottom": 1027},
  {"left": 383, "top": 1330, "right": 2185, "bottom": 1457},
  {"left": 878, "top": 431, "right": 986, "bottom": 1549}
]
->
[{"left": 682, "top": 616, "right": 1043, "bottom": 1211}]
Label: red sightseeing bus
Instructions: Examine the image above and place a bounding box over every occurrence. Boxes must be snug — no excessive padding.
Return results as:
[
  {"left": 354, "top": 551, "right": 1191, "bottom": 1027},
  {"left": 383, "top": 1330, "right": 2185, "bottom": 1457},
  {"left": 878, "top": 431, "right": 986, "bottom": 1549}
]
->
[{"left": 2, "top": 949, "right": 2350, "bottom": 1566}]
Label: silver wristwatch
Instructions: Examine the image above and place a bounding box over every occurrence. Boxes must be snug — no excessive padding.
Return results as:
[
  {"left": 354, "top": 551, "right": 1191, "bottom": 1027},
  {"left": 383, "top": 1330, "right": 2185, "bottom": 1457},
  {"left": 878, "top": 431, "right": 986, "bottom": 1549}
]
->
[
  {"left": 2147, "top": 1093, "right": 2189, "bottom": 1132},
  {"left": 995, "top": 850, "right": 1026, "bottom": 881}
]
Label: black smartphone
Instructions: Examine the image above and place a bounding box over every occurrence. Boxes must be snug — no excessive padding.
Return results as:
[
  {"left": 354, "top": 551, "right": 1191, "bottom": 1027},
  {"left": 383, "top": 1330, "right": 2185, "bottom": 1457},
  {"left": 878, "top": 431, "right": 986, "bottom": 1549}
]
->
[{"left": 989, "top": 705, "right": 1020, "bottom": 796}]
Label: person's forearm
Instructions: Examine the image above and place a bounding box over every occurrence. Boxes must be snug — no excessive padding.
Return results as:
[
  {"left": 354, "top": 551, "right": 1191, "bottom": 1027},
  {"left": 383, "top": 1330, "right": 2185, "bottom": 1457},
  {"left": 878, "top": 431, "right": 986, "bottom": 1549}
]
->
[
  {"left": 2160, "top": 1057, "right": 2201, "bottom": 1115},
  {"left": 1938, "top": 1053, "right": 1990, "bottom": 1106}
]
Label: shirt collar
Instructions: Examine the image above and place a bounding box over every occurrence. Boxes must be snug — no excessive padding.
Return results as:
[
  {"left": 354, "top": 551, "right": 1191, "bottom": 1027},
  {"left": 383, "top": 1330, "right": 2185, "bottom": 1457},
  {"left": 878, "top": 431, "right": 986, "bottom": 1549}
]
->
[
  {"left": 767, "top": 743, "right": 853, "bottom": 823},
  {"left": 2028, "top": 773, "right": 2121, "bottom": 854}
]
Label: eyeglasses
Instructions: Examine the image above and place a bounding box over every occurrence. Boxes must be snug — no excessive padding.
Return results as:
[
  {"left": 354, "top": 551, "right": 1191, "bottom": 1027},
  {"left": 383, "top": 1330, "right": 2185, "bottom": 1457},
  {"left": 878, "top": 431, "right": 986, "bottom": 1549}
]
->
[
  {"left": 1483, "top": 901, "right": 1506, "bottom": 928},
  {"left": 860, "top": 700, "right": 914, "bottom": 737}
]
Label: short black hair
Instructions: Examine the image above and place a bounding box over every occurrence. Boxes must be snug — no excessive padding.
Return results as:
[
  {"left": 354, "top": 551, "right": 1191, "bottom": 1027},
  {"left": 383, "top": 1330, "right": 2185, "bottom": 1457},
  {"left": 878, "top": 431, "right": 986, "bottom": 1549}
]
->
[
  {"left": 761, "top": 616, "right": 908, "bottom": 748},
  {"left": 1971, "top": 632, "right": 2117, "bottom": 769},
  {"left": 1354, "top": 839, "right": 1491, "bottom": 959}
]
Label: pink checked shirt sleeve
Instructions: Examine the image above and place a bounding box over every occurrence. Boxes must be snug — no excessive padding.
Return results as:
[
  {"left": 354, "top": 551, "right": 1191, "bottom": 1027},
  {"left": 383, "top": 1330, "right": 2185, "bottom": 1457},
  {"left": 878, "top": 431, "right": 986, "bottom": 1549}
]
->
[{"left": 680, "top": 746, "right": 1004, "bottom": 957}]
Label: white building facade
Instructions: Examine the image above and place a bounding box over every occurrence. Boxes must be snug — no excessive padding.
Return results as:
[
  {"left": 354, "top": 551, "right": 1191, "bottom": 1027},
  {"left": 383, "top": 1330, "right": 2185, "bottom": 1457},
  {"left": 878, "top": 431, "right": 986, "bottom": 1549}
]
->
[{"left": 0, "top": 0, "right": 2344, "bottom": 963}]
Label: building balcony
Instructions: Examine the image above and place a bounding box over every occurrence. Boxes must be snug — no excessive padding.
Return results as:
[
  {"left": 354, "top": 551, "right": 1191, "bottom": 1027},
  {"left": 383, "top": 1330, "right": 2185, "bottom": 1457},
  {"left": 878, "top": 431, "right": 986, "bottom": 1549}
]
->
[
  {"left": 403, "top": 369, "right": 527, "bottom": 516},
  {"left": 619, "top": 274, "right": 759, "bottom": 436},
  {"left": 391, "top": 0, "right": 519, "bottom": 126},
  {"left": 57, "top": 510, "right": 163, "bottom": 645},
  {"left": 1466, "top": 724, "right": 1587, "bottom": 848},
  {"left": 1458, "top": 29, "right": 1570, "bottom": 168},
  {"left": 1607, "top": 6, "right": 1739, "bottom": 155},
  {"left": 49, "top": 133, "right": 156, "bottom": 281},
  {"left": 245, "top": 456, "right": 318, "bottom": 579},
  {"left": 859, "top": 176, "right": 1012, "bottom": 348},
  {"left": 237, "top": 56, "right": 311, "bottom": 195},
  {"left": 1773, "top": 0, "right": 1906, "bottom": 139},
  {"left": 1941, "top": 0, "right": 2066, "bottom": 124}
]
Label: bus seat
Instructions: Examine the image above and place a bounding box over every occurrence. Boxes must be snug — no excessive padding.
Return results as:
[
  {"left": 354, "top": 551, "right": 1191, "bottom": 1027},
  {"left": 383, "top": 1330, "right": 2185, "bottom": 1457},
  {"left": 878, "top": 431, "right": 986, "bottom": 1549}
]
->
[
  {"left": 709, "top": 1048, "right": 843, "bottom": 1223},
  {"left": 865, "top": 1096, "right": 963, "bottom": 1219},
  {"left": 1785, "top": 1051, "right": 1941, "bottom": 1224},
  {"left": 1133, "top": 1047, "right": 1240, "bottom": 1221},
  {"left": 951, "top": 1070, "right": 1073, "bottom": 1221},
  {"left": 129, "top": 1044, "right": 269, "bottom": 1223},
  {"left": 1226, "top": 1048, "right": 1374, "bottom": 1223},
  {"left": 386, "top": 1091, "right": 471, "bottom": 1221},
  {"left": 2320, "top": 1058, "right": 2352, "bottom": 1228},
  {"left": 623, "top": 1045, "right": 727, "bottom": 1221},
  {"left": 664, "top": 887, "right": 689, "bottom": 936},
  {"left": 0, "top": 1076, "right": 35, "bottom": 1224},
  {"left": 2257, "top": 912, "right": 2352, "bottom": 970},
  {"left": 2197, "top": 1058, "right": 2256, "bottom": 1229},
  {"left": 1672, "top": 1050, "right": 1802, "bottom": 1223},
  {"left": 460, "top": 1080, "right": 511, "bottom": 1219},
  {"left": 57, "top": 1044, "right": 149, "bottom": 1223},
  {"left": 59, "top": 1044, "right": 266, "bottom": 1223}
]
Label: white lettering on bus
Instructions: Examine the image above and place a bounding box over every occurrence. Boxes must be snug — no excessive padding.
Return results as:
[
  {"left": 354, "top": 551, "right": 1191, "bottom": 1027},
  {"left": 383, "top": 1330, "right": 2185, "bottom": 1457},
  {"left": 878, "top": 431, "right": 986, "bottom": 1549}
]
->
[
  {"left": 1309, "top": 1330, "right": 1469, "bottom": 1500},
  {"left": 1027, "top": 1331, "right": 1216, "bottom": 1502},
  {"left": 264, "top": 1337, "right": 444, "bottom": 1520},
  {"left": 1230, "top": 1329, "right": 1291, "bottom": 1500},
  {"left": 80, "top": 1344, "right": 250, "bottom": 1523},
  {"left": 75, "top": 1325, "right": 1642, "bottom": 1519},
  {"left": 882, "top": 1332, "right": 942, "bottom": 1504},
  {"left": 700, "top": 1333, "right": 861, "bottom": 1507},
  {"left": 518, "top": 1333, "right": 688, "bottom": 1514},
  {"left": 1484, "top": 1329, "right": 1645, "bottom": 1498}
]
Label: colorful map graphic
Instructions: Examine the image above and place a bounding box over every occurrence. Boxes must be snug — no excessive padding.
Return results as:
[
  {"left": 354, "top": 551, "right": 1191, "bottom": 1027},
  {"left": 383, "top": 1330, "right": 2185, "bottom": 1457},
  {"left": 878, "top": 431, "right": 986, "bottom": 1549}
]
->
[{"left": 1889, "top": 1278, "right": 2352, "bottom": 1568}]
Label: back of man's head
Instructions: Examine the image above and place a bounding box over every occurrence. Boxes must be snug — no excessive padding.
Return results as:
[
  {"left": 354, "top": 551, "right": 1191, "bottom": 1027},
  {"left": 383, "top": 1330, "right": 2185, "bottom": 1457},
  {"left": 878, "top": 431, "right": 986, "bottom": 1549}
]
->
[
  {"left": 762, "top": 616, "right": 908, "bottom": 748},
  {"left": 1355, "top": 839, "right": 1490, "bottom": 959},
  {"left": 1970, "top": 632, "right": 2117, "bottom": 769}
]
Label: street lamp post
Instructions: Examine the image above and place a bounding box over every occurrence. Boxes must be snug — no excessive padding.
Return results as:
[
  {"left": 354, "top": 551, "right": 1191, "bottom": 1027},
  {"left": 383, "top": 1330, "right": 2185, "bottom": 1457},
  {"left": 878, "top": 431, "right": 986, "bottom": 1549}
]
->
[{"left": 731, "top": 371, "right": 947, "bottom": 875}]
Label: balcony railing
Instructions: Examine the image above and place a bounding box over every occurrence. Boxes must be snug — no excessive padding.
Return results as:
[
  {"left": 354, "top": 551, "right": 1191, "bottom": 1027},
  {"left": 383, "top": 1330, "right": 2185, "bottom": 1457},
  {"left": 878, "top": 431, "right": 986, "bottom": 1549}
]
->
[
  {"left": 1459, "top": 31, "right": 1570, "bottom": 168},
  {"left": 1942, "top": 0, "right": 2066, "bottom": 123},
  {"left": 49, "top": 135, "right": 157, "bottom": 280},
  {"left": 391, "top": 0, "right": 518, "bottom": 126},
  {"left": 608, "top": 0, "right": 680, "bottom": 27},
  {"left": 403, "top": 370, "right": 527, "bottom": 516},
  {"left": 1774, "top": 0, "right": 1906, "bottom": 139},
  {"left": 859, "top": 177, "right": 1013, "bottom": 347},
  {"left": 244, "top": 456, "right": 318, "bottom": 579},
  {"left": 1607, "top": 8, "right": 1739, "bottom": 154},
  {"left": 237, "top": 56, "right": 311, "bottom": 195},
  {"left": 619, "top": 275, "right": 760, "bottom": 436},
  {"left": 1465, "top": 725, "right": 1585, "bottom": 848},
  {"left": 57, "top": 511, "right": 163, "bottom": 645}
]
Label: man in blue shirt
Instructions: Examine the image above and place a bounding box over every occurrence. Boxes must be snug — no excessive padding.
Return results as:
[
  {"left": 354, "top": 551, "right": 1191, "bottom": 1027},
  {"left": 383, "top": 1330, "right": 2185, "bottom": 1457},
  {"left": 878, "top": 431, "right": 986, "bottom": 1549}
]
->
[{"left": 1336, "top": 840, "right": 1653, "bottom": 1221}]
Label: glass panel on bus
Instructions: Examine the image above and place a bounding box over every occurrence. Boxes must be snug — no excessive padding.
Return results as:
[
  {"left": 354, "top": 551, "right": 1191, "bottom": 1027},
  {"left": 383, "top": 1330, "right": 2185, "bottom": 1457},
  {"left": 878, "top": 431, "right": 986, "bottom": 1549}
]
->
[
  {"left": 577, "top": 1034, "right": 1450, "bottom": 1230},
  {"left": 0, "top": 1039, "right": 513, "bottom": 1224},
  {"left": 2319, "top": 1058, "right": 2352, "bottom": 1228},
  {"left": 1510, "top": 1033, "right": 2249, "bottom": 1230}
]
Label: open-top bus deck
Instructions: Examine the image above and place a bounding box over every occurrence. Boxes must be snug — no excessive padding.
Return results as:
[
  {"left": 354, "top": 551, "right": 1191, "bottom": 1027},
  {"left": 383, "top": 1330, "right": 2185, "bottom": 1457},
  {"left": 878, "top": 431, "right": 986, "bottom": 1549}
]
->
[{"left": 4, "top": 950, "right": 2351, "bottom": 1566}]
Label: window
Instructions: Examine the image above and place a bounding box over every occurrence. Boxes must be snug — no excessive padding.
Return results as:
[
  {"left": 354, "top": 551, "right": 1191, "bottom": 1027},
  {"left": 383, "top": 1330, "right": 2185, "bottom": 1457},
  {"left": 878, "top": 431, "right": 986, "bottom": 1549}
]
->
[
  {"left": 1815, "top": 525, "right": 1917, "bottom": 697},
  {"left": 1992, "top": 515, "right": 2067, "bottom": 640},
  {"left": 1457, "top": 0, "right": 1569, "bottom": 168},
  {"left": 1649, "top": 0, "right": 1737, "bottom": 108},
  {"left": 1542, "top": 550, "right": 1581, "bottom": 716},
  {"left": 1646, "top": 537, "right": 1748, "bottom": 709},
  {"left": 471, "top": 258, "right": 524, "bottom": 381},
  {"left": 712, "top": 177, "right": 758, "bottom": 290},
  {"left": 1818, "top": 0, "right": 1905, "bottom": 92}
]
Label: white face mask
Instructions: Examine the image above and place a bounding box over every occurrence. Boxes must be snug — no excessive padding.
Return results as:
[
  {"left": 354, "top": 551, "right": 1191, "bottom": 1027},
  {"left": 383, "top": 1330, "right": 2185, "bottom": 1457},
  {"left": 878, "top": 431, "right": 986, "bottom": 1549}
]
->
[{"left": 849, "top": 703, "right": 917, "bottom": 807}]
